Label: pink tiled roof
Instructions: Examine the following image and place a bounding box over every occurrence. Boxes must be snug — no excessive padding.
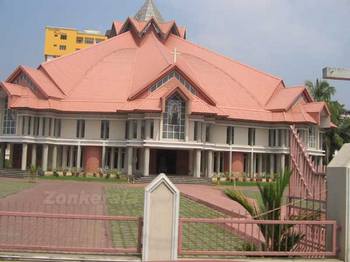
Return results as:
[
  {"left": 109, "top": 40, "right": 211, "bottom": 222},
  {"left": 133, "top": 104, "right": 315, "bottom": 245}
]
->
[{"left": 0, "top": 18, "right": 331, "bottom": 126}]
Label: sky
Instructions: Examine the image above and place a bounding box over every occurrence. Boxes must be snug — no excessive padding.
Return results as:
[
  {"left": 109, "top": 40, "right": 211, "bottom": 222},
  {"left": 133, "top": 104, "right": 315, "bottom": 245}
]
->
[{"left": 0, "top": 0, "right": 349, "bottom": 108}]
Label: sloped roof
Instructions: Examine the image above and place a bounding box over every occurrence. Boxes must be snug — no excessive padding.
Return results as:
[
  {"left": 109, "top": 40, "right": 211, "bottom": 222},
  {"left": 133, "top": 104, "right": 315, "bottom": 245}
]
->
[{"left": 0, "top": 18, "right": 330, "bottom": 126}]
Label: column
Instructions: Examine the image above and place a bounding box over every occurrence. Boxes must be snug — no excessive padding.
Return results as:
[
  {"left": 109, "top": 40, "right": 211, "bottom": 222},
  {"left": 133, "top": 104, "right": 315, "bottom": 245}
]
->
[
  {"left": 42, "top": 144, "right": 49, "bottom": 172},
  {"left": 69, "top": 146, "right": 74, "bottom": 169},
  {"left": 270, "top": 154, "right": 275, "bottom": 175},
  {"left": 280, "top": 154, "right": 286, "bottom": 174},
  {"left": 117, "top": 148, "right": 122, "bottom": 172},
  {"left": 188, "top": 150, "right": 193, "bottom": 176},
  {"left": 21, "top": 143, "right": 28, "bottom": 171},
  {"left": 110, "top": 147, "right": 115, "bottom": 169},
  {"left": 216, "top": 152, "right": 220, "bottom": 174},
  {"left": 137, "top": 120, "right": 142, "bottom": 139},
  {"left": 229, "top": 151, "right": 232, "bottom": 176},
  {"left": 101, "top": 145, "right": 106, "bottom": 169},
  {"left": 31, "top": 144, "right": 37, "bottom": 167},
  {"left": 62, "top": 146, "right": 68, "bottom": 169},
  {"left": 250, "top": 152, "right": 254, "bottom": 178},
  {"left": 52, "top": 145, "right": 58, "bottom": 170},
  {"left": 153, "top": 119, "right": 160, "bottom": 140},
  {"left": 143, "top": 147, "right": 150, "bottom": 177},
  {"left": 207, "top": 150, "right": 213, "bottom": 178},
  {"left": 257, "top": 153, "right": 263, "bottom": 176},
  {"left": 0, "top": 143, "right": 5, "bottom": 168},
  {"left": 127, "top": 147, "right": 133, "bottom": 176},
  {"left": 194, "top": 149, "right": 201, "bottom": 178},
  {"left": 201, "top": 123, "right": 207, "bottom": 142},
  {"left": 76, "top": 145, "right": 81, "bottom": 170}
]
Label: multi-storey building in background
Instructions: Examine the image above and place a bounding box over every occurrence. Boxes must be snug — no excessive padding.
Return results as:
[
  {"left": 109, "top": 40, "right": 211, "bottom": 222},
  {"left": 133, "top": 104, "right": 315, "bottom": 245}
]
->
[{"left": 44, "top": 27, "right": 107, "bottom": 61}]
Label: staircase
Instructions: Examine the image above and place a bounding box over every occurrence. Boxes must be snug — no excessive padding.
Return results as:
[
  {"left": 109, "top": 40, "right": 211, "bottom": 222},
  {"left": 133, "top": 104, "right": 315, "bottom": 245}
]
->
[
  {"left": 134, "top": 175, "right": 211, "bottom": 185},
  {"left": 0, "top": 169, "right": 29, "bottom": 178},
  {"left": 288, "top": 125, "right": 327, "bottom": 217}
]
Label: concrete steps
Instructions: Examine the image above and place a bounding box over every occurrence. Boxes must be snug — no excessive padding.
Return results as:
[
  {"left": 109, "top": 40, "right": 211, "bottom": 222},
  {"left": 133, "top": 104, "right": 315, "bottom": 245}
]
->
[
  {"left": 134, "top": 175, "right": 211, "bottom": 185},
  {"left": 0, "top": 169, "right": 29, "bottom": 178}
]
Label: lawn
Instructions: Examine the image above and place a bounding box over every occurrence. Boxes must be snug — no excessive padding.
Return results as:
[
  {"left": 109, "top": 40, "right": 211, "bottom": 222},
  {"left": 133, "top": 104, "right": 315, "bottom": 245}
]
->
[
  {"left": 39, "top": 175, "right": 128, "bottom": 183},
  {"left": 0, "top": 179, "right": 34, "bottom": 198},
  {"left": 105, "top": 186, "right": 245, "bottom": 253}
]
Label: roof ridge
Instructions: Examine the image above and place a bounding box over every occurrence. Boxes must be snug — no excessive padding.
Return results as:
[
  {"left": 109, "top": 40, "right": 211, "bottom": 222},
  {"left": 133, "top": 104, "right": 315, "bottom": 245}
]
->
[{"left": 168, "top": 34, "right": 282, "bottom": 82}]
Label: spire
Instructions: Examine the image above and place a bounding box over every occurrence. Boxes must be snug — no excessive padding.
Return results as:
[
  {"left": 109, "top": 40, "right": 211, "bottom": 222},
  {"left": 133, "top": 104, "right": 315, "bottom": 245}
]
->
[{"left": 134, "top": 0, "right": 165, "bottom": 23}]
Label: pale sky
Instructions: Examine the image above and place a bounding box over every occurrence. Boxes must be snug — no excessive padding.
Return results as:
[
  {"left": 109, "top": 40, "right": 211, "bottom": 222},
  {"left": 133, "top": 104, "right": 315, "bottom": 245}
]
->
[{"left": 0, "top": 0, "right": 349, "bottom": 108}]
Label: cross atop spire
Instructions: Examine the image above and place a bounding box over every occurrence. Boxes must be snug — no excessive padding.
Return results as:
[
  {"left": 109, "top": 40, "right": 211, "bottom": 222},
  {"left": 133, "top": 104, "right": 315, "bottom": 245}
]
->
[{"left": 134, "top": 0, "right": 165, "bottom": 23}]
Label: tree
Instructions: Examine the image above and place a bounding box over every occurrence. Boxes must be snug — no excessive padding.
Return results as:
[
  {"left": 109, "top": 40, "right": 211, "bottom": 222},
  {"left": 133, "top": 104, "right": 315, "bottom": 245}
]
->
[
  {"left": 305, "top": 79, "right": 350, "bottom": 162},
  {"left": 305, "top": 79, "right": 335, "bottom": 102},
  {"left": 225, "top": 170, "right": 307, "bottom": 251}
]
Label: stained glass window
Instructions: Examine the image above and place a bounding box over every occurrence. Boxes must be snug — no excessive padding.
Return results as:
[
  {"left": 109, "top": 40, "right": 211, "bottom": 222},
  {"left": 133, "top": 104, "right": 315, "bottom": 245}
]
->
[{"left": 162, "top": 93, "right": 186, "bottom": 140}]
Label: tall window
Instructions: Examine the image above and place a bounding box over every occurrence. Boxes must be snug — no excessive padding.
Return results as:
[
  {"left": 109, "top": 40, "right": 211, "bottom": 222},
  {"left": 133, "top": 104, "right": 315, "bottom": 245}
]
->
[
  {"left": 248, "top": 128, "right": 256, "bottom": 146},
  {"left": 162, "top": 93, "right": 186, "bottom": 140},
  {"left": 269, "top": 129, "right": 276, "bottom": 147},
  {"left": 206, "top": 124, "right": 211, "bottom": 142},
  {"left": 132, "top": 120, "right": 137, "bottom": 139},
  {"left": 76, "top": 120, "right": 85, "bottom": 138},
  {"left": 53, "top": 119, "right": 61, "bottom": 137},
  {"left": 125, "top": 120, "right": 129, "bottom": 139},
  {"left": 150, "top": 120, "right": 154, "bottom": 139},
  {"left": 308, "top": 127, "right": 316, "bottom": 148},
  {"left": 101, "top": 120, "right": 110, "bottom": 140},
  {"left": 27, "top": 116, "right": 32, "bottom": 135},
  {"left": 226, "top": 126, "right": 235, "bottom": 145},
  {"left": 33, "top": 117, "right": 40, "bottom": 136},
  {"left": 2, "top": 99, "right": 16, "bottom": 135}
]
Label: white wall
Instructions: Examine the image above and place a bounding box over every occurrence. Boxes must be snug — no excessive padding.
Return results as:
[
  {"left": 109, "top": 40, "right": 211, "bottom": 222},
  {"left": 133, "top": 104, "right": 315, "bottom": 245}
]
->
[
  {"left": 256, "top": 128, "right": 269, "bottom": 146},
  {"left": 61, "top": 119, "right": 76, "bottom": 139},
  {"left": 110, "top": 120, "right": 125, "bottom": 140},
  {"left": 211, "top": 125, "right": 226, "bottom": 144}
]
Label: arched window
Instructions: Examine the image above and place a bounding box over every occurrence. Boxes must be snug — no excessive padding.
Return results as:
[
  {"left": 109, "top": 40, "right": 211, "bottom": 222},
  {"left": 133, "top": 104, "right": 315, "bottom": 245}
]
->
[{"left": 162, "top": 93, "right": 186, "bottom": 139}]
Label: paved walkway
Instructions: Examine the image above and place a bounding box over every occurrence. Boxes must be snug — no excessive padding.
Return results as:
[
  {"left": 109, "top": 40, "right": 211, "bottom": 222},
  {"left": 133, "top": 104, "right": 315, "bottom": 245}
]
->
[
  {"left": 177, "top": 184, "right": 250, "bottom": 217},
  {"left": 0, "top": 179, "right": 111, "bottom": 251}
]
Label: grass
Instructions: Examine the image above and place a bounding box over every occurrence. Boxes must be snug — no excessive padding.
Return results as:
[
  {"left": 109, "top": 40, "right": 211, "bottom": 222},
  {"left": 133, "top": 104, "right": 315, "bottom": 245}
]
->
[
  {"left": 39, "top": 175, "right": 128, "bottom": 183},
  {"left": 0, "top": 180, "right": 34, "bottom": 198},
  {"left": 105, "top": 186, "right": 245, "bottom": 253}
]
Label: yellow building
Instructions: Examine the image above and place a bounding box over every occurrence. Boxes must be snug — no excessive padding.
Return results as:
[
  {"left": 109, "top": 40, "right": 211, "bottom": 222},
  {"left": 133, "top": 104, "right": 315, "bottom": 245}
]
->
[{"left": 44, "top": 27, "right": 107, "bottom": 61}]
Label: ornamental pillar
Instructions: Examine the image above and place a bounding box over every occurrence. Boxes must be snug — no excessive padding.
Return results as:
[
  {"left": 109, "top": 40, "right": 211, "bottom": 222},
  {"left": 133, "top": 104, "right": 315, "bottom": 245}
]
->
[{"left": 21, "top": 143, "right": 28, "bottom": 171}]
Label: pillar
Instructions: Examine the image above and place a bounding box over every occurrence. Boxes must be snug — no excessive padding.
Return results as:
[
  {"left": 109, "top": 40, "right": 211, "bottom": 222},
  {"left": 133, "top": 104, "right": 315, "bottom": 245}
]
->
[
  {"left": 110, "top": 147, "right": 115, "bottom": 169},
  {"left": 258, "top": 153, "right": 263, "bottom": 176},
  {"left": 280, "top": 154, "right": 286, "bottom": 173},
  {"left": 194, "top": 149, "right": 201, "bottom": 178},
  {"left": 62, "top": 146, "right": 68, "bottom": 169},
  {"left": 117, "top": 148, "right": 122, "bottom": 172},
  {"left": 69, "top": 146, "right": 74, "bottom": 169},
  {"left": 101, "top": 145, "right": 106, "bottom": 169},
  {"left": 0, "top": 143, "right": 5, "bottom": 168},
  {"left": 76, "top": 145, "right": 81, "bottom": 170},
  {"left": 188, "top": 150, "right": 193, "bottom": 176},
  {"left": 207, "top": 150, "right": 213, "bottom": 178},
  {"left": 143, "top": 147, "right": 150, "bottom": 177},
  {"left": 127, "top": 147, "right": 133, "bottom": 176},
  {"left": 326, "top": 144, "right": 350, "bottom": 261},
  {"left": 216, "top": 152, "right": 220, "bottom": 174},
  {"left": 21, "top": 143, "right": 28, "bottom": 171},
  {"left": 52, "top": 145, "right": 58, "bottom": 170},
  {"left": 31, "top": 144, "right": 37, "bottom": 167},
  {"left": 229, "top": 151, "right": 232, "bottom": 176},
  {"left": 42, "top": 144, "right": 48, "bottom": 172},
  {"left": 270, "top": 154, "right": 275, "bottom": 175},
  {"left": 250, "top": 152, "right": 254, "bottom": 178}
]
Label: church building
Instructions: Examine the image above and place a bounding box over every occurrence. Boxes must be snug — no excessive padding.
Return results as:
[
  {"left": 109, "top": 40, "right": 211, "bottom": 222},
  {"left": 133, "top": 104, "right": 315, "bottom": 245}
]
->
[{"left": 0, "top": 0, "right": 331, "bottom": 178}]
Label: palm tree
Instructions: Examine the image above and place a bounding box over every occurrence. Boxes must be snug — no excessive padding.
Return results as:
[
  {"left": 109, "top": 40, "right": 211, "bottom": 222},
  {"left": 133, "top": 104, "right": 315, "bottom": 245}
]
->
[
  {"left": 305, "top": 79, "right": 335, "bottom": 102},
  {"left": 225, "top": 170, "right": 306, "bottom": 251}
]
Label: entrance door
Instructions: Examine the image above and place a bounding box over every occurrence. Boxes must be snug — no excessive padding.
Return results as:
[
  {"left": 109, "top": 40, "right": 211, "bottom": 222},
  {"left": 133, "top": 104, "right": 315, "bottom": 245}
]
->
[{"left": 157, "top": 150, "right": 177, "bottom": 175}]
